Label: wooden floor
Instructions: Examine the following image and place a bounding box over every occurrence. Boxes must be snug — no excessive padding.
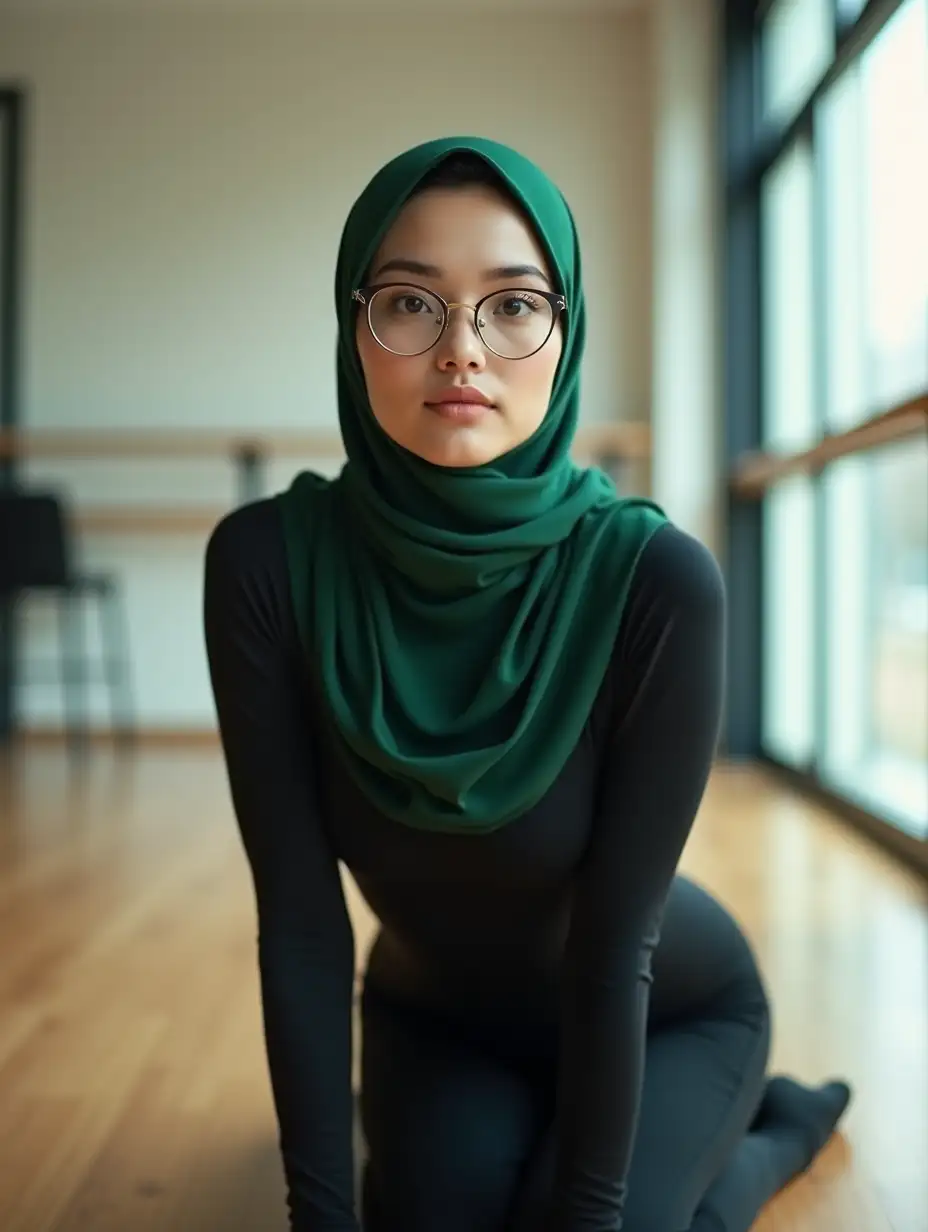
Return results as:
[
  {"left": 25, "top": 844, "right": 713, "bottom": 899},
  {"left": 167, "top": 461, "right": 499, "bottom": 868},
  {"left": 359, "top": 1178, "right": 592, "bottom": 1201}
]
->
[{"left": 0, "top": 746, "right": 925, "bottom": 1232}]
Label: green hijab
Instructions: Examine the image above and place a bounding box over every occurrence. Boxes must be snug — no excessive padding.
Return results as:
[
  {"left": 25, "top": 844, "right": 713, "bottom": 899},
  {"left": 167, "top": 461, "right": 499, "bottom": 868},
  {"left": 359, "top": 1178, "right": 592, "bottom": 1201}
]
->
[{"left": 277, "top": 136, "right": 666, "bottom": 834}]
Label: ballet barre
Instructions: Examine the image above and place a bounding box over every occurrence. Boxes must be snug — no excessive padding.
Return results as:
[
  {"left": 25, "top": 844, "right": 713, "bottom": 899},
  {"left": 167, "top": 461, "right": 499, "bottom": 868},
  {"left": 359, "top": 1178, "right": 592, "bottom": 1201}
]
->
[
  {"left": 0, "top": 422, "right": 652, "bottom": 535},
  {"left": 729, "top": 391, "right": 927, "bottom": 499}
]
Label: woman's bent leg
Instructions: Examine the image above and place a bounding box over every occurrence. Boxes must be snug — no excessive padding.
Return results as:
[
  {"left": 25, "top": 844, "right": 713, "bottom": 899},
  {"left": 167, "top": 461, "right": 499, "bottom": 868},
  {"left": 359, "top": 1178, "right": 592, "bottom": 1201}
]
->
[
  {"left": 360, "top": 983, "right": 546, "bottom": 1232},
  {"left": 509, "top": 878, "right": 771, "bottom": 1231},
  {"left": 510, "top": 878, "right": 850, "bottom": 1232},
  {"left": 508, "top": 1004, "right": 771, "bottom": 1232},
  {"left": 686, "top": 1075, "right": 852, "bottom": 1232}
]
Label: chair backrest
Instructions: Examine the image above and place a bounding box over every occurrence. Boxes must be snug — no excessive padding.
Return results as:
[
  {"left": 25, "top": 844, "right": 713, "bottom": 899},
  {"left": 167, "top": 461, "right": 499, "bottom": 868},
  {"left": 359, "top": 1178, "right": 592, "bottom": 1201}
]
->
[{"left": 0, "top": 489, "right": 73, "bottom": 593}]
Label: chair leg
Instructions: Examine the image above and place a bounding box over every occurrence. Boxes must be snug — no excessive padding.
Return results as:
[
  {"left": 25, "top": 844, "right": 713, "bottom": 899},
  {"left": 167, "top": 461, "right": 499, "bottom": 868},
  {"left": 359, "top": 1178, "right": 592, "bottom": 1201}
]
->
[
  {"left": 57, "top": 591, "right": 89, "bottom": 760},
  {"left": 0, "top": 595, "right": 17, "bottom": 748},
  {"left": 99, "top": 586, "right": 135, "bottom": 749}
]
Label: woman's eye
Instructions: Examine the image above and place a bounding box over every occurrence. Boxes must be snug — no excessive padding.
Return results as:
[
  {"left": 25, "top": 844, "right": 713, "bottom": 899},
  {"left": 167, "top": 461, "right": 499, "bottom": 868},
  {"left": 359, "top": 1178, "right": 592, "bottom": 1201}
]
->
[
  {"left": 497, "top": 294, "right": 539, "bottom": 317},
  {"left": 394, "top": 295, "right": 430, "bottom": 314}
]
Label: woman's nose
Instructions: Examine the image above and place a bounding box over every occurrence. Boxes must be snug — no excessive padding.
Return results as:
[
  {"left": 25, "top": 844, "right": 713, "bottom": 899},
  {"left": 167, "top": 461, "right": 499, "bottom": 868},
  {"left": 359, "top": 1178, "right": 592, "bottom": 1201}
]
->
[{"left": 434, "top": 304, "right": 487, "bottom": 371}]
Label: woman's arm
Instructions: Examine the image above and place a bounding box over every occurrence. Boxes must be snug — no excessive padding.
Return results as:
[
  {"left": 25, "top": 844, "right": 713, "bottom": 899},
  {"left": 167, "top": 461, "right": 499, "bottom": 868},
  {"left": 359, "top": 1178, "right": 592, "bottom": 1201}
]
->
[
  {"left": 551, "top": 524, "right": 726, "bottom": 1232},
  {"left": 203, "top": 500, "right": 360, "bottom": 1232}
]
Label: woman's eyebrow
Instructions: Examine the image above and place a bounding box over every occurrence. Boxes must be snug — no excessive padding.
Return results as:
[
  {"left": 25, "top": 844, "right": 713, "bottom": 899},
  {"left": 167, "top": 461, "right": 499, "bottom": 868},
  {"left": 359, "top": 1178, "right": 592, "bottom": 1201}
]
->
[
  {"left": 372, "top": 259, "right": 551, "bottom": 285},
  {"left": 483, "top": 264, "right": 550, "bottom": 284},
  {"left": 373, "top": 258, "right": 442, "bottom": 279}
]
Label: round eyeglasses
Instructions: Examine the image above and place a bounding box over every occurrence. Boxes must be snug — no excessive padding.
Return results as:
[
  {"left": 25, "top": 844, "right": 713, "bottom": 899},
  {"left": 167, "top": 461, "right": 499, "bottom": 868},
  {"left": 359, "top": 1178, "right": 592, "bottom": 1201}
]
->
[{"left": 351, "top": 282, "right": 567, "bottom": 360}]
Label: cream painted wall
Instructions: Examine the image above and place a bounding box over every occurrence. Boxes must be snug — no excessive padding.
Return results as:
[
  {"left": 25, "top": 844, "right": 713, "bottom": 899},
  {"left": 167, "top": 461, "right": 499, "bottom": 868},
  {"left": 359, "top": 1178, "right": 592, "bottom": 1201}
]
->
[
  {"left": 0, "top": 10, "right": 658, "bottom": 729},
  {"left": 650, "top": 0, "right": 721, "bottom": 554}
]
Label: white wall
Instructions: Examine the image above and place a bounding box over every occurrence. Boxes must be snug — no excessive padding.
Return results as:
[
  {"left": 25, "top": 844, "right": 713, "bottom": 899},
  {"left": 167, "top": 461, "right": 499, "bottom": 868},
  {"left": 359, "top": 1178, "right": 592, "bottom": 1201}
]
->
[
  {"left": 0, "top": 9, "right": 661, "bottom": 730},
  {"left": 650, "top": 0, "right": 721, "bottom": 553}
]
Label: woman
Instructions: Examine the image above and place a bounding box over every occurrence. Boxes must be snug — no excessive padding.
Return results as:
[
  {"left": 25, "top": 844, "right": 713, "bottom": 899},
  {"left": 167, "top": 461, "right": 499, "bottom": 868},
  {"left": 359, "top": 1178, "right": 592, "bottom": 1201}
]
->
[{"left": 204, "top": 136, "right": 850, "bottom": 1232}]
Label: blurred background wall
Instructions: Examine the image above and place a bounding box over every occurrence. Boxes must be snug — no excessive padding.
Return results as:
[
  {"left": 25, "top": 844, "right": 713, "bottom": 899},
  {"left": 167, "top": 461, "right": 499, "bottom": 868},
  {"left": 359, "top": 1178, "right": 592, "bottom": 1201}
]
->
[
  {"left": 0, "top": 0, "right": 925, "bottom": 847},
  {"left": 0, "top": 4, "right": 660, "bottom": 729},
  {"left": 1, "top": 4, "right": 926, "bottom": 1229}
]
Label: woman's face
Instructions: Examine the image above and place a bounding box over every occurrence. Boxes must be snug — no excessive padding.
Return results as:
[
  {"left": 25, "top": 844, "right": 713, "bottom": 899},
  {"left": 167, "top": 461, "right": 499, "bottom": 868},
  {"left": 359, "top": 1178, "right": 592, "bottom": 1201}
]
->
[{"left": 355, "top": 184, "right": 564, "bottom": 469}]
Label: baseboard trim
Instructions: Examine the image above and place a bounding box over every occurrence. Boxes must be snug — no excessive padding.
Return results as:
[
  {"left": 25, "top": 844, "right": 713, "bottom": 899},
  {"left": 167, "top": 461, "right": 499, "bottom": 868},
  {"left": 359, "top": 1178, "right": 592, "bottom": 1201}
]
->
[
  {"left": 17, "top": 726, "right": 221, "bottom": 747},
  {"left": 14, "top": 733, "right": 751, "bottom": 761}
]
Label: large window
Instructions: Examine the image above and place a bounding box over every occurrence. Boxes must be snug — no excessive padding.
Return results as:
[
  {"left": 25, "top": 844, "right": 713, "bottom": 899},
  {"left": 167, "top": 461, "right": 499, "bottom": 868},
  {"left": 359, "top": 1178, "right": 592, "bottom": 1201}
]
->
[
  {"left": 755, "top": 0, "right": 928, "bottom": 843},
  {"left": 762, "top": 0, "right": 834, "bottom": 125},
  {"left": 837, "top": 0, "right": 868, "bottom": 23},
  {"left": 762, "top": 477, "right": 817, "bottom": 768},
  {"left": 820, "top": 0, "right": 928, "bottom": 427},
  {"left": 819, "top": 71, "right": 867, "bottom": 430},
  {"left": 860, "top": 0, "right": 928, "bottom": 407},
  {"left": 759, "top": 138, "right": 818, "bottom": 766},
  {"left": 823, "top": 443, "right": 928, "bottom": 835},
  {"left": 761, "top": 140, "right": 817, "bottom": 450}
]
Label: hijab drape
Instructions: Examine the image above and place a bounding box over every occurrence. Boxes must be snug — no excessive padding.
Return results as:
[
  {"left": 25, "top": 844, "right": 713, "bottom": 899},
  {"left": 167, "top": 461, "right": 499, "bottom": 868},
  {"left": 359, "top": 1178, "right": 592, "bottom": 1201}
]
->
[{"left": 277, "top": 136, "right": 666, "bottom": 833}]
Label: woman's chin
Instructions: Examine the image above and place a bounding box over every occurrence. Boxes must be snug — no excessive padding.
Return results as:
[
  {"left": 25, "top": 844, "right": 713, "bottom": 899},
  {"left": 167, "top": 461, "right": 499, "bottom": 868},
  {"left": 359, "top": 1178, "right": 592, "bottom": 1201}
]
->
[{"left": 406, "top": 429, "right": 504, "bottom": 470}]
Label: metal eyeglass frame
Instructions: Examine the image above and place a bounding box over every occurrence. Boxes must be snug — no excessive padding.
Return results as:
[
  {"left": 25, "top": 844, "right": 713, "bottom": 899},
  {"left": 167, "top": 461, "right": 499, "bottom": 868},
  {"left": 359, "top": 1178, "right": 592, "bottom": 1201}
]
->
[{"left": 351, "top": 282, "right": 568, "bottom": 360}]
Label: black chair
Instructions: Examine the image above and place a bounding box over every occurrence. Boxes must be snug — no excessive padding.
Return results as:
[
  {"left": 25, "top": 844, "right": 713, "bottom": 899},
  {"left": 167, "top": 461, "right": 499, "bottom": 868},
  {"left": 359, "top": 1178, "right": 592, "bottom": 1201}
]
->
[{"left": 0, "top": 487, "right": 134, "bottom": 752}]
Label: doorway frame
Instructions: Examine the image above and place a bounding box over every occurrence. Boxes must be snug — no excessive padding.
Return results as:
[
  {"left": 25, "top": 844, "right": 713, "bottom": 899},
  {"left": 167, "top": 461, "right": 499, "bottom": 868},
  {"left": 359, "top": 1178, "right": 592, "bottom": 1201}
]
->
[{"left": 1, "top": 86, "right": 26, "bottom": 743}]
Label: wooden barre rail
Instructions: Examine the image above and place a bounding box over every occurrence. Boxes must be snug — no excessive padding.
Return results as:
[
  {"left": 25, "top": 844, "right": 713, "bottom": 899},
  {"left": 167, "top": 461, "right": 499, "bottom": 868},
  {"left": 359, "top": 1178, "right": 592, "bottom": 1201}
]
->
[
  {"left": 0, "top": 422, "right": 651, "bottom": 461},
  {"left": 729, "top": 391, "right": 928, "bottom": 498},
  {"left": 74, "top": 508, "right": 229, "bottom": 534},
  {"left": 1, "top": 423, "right": 651, "bottom": 535}
]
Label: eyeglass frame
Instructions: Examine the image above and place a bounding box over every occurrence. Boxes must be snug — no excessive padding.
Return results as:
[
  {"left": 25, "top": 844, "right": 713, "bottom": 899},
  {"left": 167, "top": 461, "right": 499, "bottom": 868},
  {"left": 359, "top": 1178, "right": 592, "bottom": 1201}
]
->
[{"left": 351, "top": 282, "right": 568, "bottom": 360}]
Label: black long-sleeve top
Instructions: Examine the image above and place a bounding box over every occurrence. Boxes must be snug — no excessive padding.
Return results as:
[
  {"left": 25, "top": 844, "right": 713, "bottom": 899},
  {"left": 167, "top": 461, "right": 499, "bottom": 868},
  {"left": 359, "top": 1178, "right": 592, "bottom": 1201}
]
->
[{"left": 203, "top": 495, "right": 725, "bottom": 1232}]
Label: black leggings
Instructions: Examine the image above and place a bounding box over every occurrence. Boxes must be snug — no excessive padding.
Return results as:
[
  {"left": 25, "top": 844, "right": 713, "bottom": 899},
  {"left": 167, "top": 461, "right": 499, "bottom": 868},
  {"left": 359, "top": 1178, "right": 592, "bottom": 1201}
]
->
[{"left": 359, "top": 876, "right": 801, "bottom": 1232}]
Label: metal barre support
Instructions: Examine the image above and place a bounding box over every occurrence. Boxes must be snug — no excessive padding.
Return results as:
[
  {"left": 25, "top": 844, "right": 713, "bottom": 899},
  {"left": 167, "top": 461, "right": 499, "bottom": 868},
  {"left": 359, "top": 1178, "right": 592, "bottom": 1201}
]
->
[{"left": 234, "top": 443, "right": 265, "bottom": 506}]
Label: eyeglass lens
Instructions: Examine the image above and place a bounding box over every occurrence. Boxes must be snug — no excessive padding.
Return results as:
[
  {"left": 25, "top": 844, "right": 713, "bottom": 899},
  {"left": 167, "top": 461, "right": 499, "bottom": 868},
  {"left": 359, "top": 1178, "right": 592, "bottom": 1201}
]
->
[{"left": 366, "top": 285, "right": 556, "bottom": 359}]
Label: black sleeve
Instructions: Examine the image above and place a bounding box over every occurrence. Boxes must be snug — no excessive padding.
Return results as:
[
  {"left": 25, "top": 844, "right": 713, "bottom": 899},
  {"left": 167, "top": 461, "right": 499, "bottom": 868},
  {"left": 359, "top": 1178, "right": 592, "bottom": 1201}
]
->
[
  {"left": 203, "top": 499, "right": 360, "bottom": 1232},
  {"left": 551, "top": 524, "right": 726, "bottom": 1232}
]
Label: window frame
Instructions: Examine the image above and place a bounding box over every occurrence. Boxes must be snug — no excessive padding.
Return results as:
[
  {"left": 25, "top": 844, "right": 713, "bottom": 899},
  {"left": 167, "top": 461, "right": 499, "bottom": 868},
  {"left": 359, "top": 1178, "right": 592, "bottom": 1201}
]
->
[{"left": 722, "top": 0, "right": 928, "bottom": 874}]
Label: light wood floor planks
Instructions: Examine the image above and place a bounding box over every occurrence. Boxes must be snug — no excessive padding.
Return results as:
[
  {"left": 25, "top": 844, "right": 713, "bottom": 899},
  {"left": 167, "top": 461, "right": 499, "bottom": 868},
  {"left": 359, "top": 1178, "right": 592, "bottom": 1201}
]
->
[{"left": 0, "top": 747, "right": 925, "bottom": 1231}]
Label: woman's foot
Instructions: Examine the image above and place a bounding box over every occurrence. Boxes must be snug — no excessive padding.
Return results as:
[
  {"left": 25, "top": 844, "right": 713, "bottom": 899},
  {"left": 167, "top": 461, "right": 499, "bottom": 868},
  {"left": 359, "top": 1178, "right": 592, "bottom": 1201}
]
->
[{"left": 752, "top": 1076, "right": 852, "bottom": 1162}]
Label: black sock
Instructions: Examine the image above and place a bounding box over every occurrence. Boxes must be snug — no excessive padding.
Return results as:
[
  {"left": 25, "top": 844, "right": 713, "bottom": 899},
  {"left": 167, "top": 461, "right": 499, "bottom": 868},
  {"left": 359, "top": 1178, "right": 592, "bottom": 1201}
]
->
[
  {"left": 751, "top": 1076, "right": 852, "bottom": 1163},
  {"left": 688, "top": 1078, "right": 853, "bottom": 1232}
]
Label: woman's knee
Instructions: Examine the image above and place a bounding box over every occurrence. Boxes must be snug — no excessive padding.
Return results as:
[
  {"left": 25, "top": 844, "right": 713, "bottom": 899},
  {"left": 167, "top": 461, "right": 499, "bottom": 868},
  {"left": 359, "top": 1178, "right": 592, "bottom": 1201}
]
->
[
  {"left": 363, "top": 1129, "right": 524, "bottom": 1232},
  {"left": 360, "top": 999, "right": 540, "bottom": 1232},
  {"left": 622, "top": 1189, "right": 703, "bottom": 1232}
]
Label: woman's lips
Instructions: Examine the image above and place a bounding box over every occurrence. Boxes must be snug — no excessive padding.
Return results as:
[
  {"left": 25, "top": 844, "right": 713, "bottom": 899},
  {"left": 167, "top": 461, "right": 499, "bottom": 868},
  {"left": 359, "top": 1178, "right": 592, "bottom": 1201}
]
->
[
  {"left": 424, "top": 386, "right": 495, "bottom": 423},
  {"left": 425, "top": 401, "right": 492, "bottom": 423}
]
